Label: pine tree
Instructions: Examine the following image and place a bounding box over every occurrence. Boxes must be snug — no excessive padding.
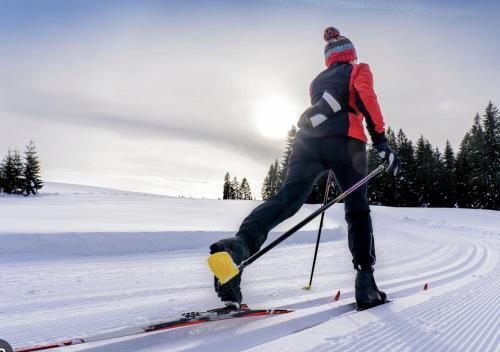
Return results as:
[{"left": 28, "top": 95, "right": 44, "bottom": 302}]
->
[
  {"left": 394, "top": 129, "right": 417, "bottom": 206},
  {"left": 481, "top": 102, "right": 499, "bottom": 209},
  {"left": 367, "top": 143, "right": 384, "bottom": 205},
  {"left": 23, "top": 141, "right": 43, "bottom": 196},
  {"left": 471, "top": 113, "right": 486, "bottom": 208},
  {"left": 240, "top": 178, "right": 253, "bottom": 200},
  {"left": 430, "top": 147, "right": 446, "bottom": 207},
  {"left": 231, "top": 176, "right": 241, "bottom": 200},
  {"left": 442, "top": 140, "right": 456, "bottom": 207},
  {"left": 414, "top": 136, "right": 434, "bottom": 207},
  {"left": 0, "top": 156, "right": 5, "bottom": 193},
  {"left": 261, "top": 159, "right": 281, "bottom": 200},
  {"left": 280, "top": 125, "right": 297, "bottom": 184},
  {"left": 0, "top": 150, "right": 14, "bottom": 193},
  {"left": 368, "top": 127, "right": 397, "bottom": 205},
  {"left": 455, "top": 132, "right": 473, "bottom": 208},
  {"left": 8, "top": 149, "right": 24, "bottom": 195},
  {"left": 1, "top": 149, "right": 25, "bottom": 194},
  {"left": 223, "top": 172, "right": 231, "bottom": 199}
]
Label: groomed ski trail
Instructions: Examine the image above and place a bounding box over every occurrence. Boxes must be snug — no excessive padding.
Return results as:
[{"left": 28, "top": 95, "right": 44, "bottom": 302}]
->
[
  {"left": 0, "top": 188, "right": 498, "bottom": 352},
  {"left": 60, "top": 236, "right": 496, "bottom": 352},
  {"left": 249, "top": 241, "right": 498, "bottom": 352}
]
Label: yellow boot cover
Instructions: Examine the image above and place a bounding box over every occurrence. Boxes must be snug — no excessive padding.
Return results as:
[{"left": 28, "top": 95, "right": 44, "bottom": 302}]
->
[{"left": 207, "top": 252, "right": 240, "bottom": 284}]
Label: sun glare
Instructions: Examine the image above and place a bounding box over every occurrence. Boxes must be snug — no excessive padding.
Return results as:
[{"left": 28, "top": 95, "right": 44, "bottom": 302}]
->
[{"left": 253, "top": 96, "right": 300, "bottom": 139}]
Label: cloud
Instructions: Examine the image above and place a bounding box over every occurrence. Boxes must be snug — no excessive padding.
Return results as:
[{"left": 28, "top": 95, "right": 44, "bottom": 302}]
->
[
  {"left": 0, "top": 16, "right": 303, "bottom": 163},
  {"left": 1, "top": 86, "right": 285, "bottom": 162}
]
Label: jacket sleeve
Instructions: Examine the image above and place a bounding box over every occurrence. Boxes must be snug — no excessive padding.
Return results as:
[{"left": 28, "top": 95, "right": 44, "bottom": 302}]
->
[{"left": 353, "top": 63, "right": 387, "bottom": 146}]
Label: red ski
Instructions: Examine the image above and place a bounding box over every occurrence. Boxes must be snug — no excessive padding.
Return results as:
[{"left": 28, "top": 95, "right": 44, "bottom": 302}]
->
[{"left": 15, "top": 305, "right": 293, "bottom": 352}]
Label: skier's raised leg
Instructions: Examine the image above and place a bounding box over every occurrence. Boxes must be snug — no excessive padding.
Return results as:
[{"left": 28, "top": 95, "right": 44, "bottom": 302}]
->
[{"left": 210, "top": 136, "right": 327, "bottom": 306}]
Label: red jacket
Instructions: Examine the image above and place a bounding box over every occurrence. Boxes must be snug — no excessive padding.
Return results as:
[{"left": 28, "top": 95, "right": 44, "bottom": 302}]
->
[{"left": 297, "top": 62, "right": 387, "bottom": 146}]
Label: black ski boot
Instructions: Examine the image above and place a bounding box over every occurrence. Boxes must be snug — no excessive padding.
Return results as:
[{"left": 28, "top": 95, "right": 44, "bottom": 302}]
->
[
  {"left": 355, "top": 267, "right": 387, "bottom": 310},
  {"left": 210, "top": 236, "right": 251, "bottom": 308}
]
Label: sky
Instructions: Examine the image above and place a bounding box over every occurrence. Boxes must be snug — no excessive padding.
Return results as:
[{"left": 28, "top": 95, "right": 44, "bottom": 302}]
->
[{"left": 0, "top": 0, "right": 499, "bottom": 198}]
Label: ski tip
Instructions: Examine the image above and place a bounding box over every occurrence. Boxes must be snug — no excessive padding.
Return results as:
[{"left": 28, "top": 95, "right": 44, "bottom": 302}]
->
[
  {"left": 207, "top": 252, "right": 240, "bottom": 284},
  {"left": 302, "top": 285, "right": 312, "bottom": 291},
  {"left": 333, "top": 290, "right": 341, "bottom": 302}
]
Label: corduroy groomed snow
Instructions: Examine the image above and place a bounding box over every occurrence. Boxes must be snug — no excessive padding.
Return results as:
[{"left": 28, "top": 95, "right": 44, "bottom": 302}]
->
[{"left": 324, "top": 27, "right": 357, "bottom": 67}]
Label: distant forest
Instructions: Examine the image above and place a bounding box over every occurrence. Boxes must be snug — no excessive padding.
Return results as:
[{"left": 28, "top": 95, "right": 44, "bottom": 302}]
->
[{"left": 259, "top": 101, "right": 499, "bottom": 210}]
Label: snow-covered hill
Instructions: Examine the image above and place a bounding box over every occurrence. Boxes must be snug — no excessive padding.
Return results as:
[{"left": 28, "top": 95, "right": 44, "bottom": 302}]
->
[{"left": 0, "top": 183, "right": 498, "bottom": 351}]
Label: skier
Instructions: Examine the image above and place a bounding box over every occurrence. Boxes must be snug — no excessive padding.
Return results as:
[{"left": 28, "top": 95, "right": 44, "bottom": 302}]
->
[{"left": 210, "top": 27, "right": 400, "bottom": 310}]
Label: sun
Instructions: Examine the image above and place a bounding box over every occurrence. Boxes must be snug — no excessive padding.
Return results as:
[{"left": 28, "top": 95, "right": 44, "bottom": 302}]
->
[{"left": 253, "top": 96, "right": 300, "bottom": 139}]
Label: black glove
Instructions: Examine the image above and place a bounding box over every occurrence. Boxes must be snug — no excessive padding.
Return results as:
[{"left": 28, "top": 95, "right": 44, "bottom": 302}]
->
[
  {"left": 210, "top": 237, "right": 251, "bottom": 265},
  {"left": 298, "top": 91, "right": 342, "bottom": 129},
  {"left": 375, "top": 143, "right": 401, "bottom": 176}
]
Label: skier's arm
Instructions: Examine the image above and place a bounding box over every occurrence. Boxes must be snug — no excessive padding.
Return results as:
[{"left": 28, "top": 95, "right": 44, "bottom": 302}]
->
[
  {"left": 353, "top": 64, "right": 387, "bottom": 146},
  {"left": 298, "top": 91, "right": 341, "bottom": 128}
]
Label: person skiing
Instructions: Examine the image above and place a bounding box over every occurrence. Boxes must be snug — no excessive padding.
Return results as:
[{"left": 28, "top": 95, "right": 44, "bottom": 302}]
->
[{"left": 210, "top": 27, "right": 400, "bottom": 310}]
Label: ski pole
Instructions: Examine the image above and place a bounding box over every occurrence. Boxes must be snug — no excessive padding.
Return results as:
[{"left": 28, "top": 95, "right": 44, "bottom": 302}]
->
[
  {"left": 238, "top": 164, "right": 385, "bottom": 271},
  {"left": 303, "top": 170, "right": 333, "bottom": 290}
]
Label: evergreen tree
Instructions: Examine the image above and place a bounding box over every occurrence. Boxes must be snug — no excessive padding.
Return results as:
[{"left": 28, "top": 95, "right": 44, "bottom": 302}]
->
[
  {"left": 0, "top": 150, "right": 14, "bottom": 193},
  {"left": 261, "top": 159, "right": 281, "bottom": 200},
  {"left": 442, "top": 140, "right": 456, "bottom": 207},
  {"left": 3, "top": 149, "right": 25, "bottom": 195},
  {"left": 367, "top": 143, "right": 384, "bottom": 205},
  {"left": 1, "top": 149, "right": 25, "bottom": 194},
  {"left": 367, "top": 127, "right": 396, "bottom": 205},
  {"left": 468, "top": 113, "right": 486, "bottom": 208},
  {"left": 240, "top": 177, "right": 253, "bottom": 200},
  {"left": 231, "top": 176, "right": 241, "bottom": 200},
  {"left": 455, "top": 132, "right": 473, "bottom": 208},
  {"left": 223, "top": 172, "right": 231, "bottom": 199},
  {"left": 23, "top": 141, "right": 43, "bottom": 195},
  {"left": 430, "top": 147, "right": 446, "bottom": 207},
  {"left": 394, "top": 129, "right": 417, "bottom": 206},
  {"left": 280, "top": 125, "right": 297, "bottom": 184},
  {"left": 414, "top": 136, "right": 434, "bottom": 207},
  {"left": 12, "top": 150, "right": 25, "bottom": 194},
  {"left": 481, "top": 102, "right": 499, "bottom": 209},
  {"left": 0, "top": 156, "right": 5, "bottom": 193}
]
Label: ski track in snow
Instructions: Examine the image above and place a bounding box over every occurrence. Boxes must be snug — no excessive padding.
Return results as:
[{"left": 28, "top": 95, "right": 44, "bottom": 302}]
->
[
  {"left": 250, "top": 240, "right": 498, "bottom": 352},
  {"left": 0, "top": 185, "right": 498, "bottom": 352}
]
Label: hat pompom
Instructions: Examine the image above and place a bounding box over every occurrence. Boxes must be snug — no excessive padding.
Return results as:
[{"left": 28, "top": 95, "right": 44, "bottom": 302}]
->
[{"left": 324, "top": 27, "right": 340, "bottom": 42}]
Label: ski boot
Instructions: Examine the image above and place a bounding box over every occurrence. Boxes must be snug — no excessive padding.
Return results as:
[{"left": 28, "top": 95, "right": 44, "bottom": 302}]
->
[
  {"left": 210, "top": 237, "right": 251, "bottom": 308},
  {"left": 355, "top": 266, "right": 387, "bottom": 310}
]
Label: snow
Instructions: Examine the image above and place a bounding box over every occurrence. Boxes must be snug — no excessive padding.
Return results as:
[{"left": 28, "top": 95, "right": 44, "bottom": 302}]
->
[{"left": 0, "top": 182, "right": 498, "bottom": 351}]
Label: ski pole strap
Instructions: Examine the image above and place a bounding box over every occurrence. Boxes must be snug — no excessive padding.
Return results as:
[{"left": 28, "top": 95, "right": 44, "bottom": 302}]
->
[{"left": 238, "top": 165, "right": 384, "bottom": 271}]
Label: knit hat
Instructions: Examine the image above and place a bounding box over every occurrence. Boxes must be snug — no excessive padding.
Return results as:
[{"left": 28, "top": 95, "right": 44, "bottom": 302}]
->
[{"left": 323, "top": 27, "right": 357, "bottom": 67}]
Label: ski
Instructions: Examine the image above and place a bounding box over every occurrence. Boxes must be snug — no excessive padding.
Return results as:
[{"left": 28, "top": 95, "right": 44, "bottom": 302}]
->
[
  {"left": 144, "top": 304, "right": 293, "bottom": 332},
  {"left": 14, "top": 304, "right": 293, "bottom": 352},
  {"left": 15, "top": 298, "right": 393, "bottom": 351}
]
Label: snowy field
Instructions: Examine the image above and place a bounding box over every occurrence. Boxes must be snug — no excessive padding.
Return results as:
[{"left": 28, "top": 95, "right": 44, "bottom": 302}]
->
[{"left": 0, "top": 182, "right": 498, "bottom": 352}]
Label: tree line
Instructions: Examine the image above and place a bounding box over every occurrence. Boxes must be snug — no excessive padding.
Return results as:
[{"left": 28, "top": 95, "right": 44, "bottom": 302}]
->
[
  {"left": 222, "top": 172, "right": 253, "bottom": 200},
  {"left": 0, "top": 141, "right": 43, "bottom": 196},
  {"left": 260, "top": 101, "right": 499, "bottom": 210}
]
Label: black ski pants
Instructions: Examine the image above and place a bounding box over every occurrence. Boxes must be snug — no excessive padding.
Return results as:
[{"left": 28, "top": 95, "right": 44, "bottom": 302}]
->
[{"left": 237, "top": 135, "right": 376, "bottom": 269}]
